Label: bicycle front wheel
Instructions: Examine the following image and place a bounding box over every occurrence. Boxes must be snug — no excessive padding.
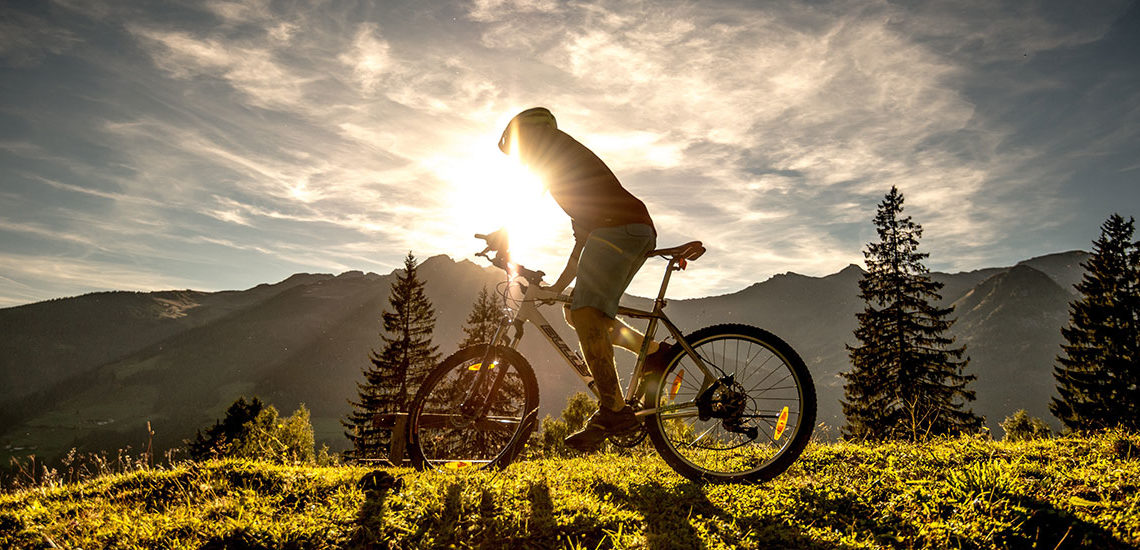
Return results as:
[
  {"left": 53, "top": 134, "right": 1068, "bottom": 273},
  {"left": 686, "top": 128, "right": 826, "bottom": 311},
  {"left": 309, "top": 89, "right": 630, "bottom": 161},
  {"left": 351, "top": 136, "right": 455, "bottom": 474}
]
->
[
  {"left": 645, "top": 324, "right": 816, "bottom": 483},
  {"left": 406, "top": 345, "right": 539, "bottom": 473}
]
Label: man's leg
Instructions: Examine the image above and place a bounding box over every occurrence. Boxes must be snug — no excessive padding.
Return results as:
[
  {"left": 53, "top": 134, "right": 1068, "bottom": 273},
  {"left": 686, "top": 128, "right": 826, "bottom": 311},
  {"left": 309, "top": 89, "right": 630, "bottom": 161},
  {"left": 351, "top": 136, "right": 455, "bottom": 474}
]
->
[
  {"left": 564, "top": 305, "right": 659, "bottom": 357},
  {"left": 612, "top": 319, "right": 659, "bottom": 356},
  {"left": 564, "top": 305, "right": 642, "bottom": 452},
  {"left": 570, "top": 306, "right": 624, "bottom": 411},
  {"left": 563, "top": 223, "right": 656, "bottom": 451}
]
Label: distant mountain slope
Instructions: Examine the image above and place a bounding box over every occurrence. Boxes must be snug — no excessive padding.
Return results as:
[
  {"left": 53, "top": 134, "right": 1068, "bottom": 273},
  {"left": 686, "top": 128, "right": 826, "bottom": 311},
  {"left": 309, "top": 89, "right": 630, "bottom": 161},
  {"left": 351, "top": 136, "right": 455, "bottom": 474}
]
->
[
  {"left": 0, "top": 251, "right": 1090, "bottom": 460},
  {"left": 1016, "top": 250, "right": 1089, "bottom": 294},
  {"left": 951, "top": 264, "right": 1073, "bottom": 429},
  {"left": 0, "top": 260, "right": 513, "bottom": 459},
  {"left": 0, "top": 274, "right": 331, "bottom": 405}
]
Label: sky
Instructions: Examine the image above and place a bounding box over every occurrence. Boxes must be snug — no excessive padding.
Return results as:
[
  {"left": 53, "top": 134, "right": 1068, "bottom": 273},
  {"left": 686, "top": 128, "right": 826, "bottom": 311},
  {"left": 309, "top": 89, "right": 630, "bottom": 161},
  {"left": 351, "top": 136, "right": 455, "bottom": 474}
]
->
[{"left": 1, "top": 0, "right": 1138, "bottom": 307}]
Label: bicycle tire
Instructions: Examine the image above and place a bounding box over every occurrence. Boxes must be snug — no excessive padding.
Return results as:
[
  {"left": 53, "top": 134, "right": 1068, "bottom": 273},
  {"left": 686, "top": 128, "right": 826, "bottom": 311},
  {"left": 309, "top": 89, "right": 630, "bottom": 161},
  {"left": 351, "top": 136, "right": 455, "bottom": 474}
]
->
[
  {"left": 405, "top": 345, "right": 539, "bottom": 473},
  {"left": 645, "top": 324, "right": 816, "bottom": 483}
]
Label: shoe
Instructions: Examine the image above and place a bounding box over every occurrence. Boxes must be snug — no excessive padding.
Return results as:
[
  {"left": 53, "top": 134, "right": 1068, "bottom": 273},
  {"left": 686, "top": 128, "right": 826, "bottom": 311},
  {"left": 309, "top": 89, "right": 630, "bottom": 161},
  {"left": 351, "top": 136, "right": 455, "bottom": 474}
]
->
[
  {"left": 564, "top": 405, "right": 640, "bottom": 452},
  {"left": 644, "top": 342, "right": 675, "bottom": 373}
]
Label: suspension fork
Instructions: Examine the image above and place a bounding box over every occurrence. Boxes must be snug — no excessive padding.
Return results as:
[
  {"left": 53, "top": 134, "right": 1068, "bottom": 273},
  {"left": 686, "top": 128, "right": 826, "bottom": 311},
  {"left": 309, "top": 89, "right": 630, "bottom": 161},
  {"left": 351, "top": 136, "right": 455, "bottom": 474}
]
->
[{"left": 459, "top": 309, "right": 516, "bottom": 415}]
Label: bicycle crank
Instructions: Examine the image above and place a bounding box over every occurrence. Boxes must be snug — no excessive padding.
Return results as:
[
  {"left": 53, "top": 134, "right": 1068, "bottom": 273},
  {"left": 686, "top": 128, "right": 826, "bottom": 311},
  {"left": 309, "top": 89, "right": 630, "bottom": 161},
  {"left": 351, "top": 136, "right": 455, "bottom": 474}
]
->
[{"left": 610, "top": 399, "right": 648, "bottom": 448}]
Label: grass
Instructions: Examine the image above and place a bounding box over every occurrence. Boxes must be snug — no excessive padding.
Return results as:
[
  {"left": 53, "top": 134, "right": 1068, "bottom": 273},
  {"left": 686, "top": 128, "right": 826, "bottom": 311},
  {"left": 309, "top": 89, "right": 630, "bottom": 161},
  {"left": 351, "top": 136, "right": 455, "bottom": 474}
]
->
[{"left": 2, "top": 431, "right": 1138, "bottom": 549}]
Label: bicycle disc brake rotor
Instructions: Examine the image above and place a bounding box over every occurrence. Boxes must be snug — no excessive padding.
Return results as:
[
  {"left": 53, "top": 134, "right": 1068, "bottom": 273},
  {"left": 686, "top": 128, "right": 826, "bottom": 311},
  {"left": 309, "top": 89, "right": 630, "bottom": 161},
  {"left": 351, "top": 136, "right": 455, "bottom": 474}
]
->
[{"left": 451, "top": 402, "right": 485, "bottom": 429}]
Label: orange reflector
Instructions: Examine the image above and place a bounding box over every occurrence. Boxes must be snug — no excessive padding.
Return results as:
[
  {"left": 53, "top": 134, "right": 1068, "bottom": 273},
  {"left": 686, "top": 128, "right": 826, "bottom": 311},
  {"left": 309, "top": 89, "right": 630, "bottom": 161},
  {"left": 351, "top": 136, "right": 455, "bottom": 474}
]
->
[
  {"left": 468, "top": 362, "right": 496, "bottom": 371},
  {"left": 669, "top": 370, "right": 685, "bottom": 400},
  {"left": 774, "top": 406, "right": 789, "bottom": 440},
  {"left": 444, "top": 460, "right": 472, "bottom": 470}
]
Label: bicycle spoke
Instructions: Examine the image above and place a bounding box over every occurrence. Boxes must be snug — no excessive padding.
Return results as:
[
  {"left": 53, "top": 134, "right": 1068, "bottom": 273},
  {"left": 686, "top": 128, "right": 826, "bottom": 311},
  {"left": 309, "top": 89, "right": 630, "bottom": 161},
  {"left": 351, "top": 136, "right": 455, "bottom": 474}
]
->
[
  {"left": 408, "top": 346, "right": 538, "bottom": 473},
  {"left": 649, "top": 327, "right": 815, "bottom": 482}
]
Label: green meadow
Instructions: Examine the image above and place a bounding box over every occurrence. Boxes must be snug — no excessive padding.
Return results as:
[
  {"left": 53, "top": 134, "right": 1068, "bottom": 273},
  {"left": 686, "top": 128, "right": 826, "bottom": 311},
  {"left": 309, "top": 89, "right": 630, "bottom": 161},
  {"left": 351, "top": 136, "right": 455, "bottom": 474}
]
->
[{"left": 3, "top": 432, "right": 1138, "bottom": 549}]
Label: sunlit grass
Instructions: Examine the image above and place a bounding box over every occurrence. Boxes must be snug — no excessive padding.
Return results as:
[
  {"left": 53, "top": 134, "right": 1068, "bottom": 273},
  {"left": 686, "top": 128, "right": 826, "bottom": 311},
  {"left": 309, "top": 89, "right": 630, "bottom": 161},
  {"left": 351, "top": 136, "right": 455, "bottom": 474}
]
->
[{"left": 3, "top": 432, "right": 1138, "bottom": 549}]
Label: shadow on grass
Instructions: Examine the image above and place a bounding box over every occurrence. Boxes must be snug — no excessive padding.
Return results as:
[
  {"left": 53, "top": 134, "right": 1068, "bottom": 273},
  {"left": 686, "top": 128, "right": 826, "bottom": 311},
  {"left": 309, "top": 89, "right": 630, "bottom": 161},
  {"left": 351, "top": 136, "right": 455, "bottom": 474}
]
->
[
  {"left": 764, "top": 482, "right": 1134, "bottom": 549},
  {"left": 339, "top": 471, "right": 1134, "bottom": 549},
  {"left": 343, "top": 470, "right": 405, "bottom": 550},
  {"left": 593, "top": 481, "right": 836, "bottom": 550},
  {"left": 1008, "top": 494, "right": 1132, "bottom": 550}
]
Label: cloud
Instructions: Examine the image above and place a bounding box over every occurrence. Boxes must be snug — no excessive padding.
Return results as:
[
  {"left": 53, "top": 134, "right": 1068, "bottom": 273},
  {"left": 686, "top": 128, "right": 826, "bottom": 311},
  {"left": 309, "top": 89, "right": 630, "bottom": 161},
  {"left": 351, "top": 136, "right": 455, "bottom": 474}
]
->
[
  {"left": 460, "top": 0, "right": 1130, "bottom": 284},
  {"left": 130, "top": 27, "right": 310, "bottom": 109},
  {"left": 339, "top": 24, "right": 392, "bottom": 94},
  {"left": 0, "top": 0, "right": 1135, "bottom": 306},
  {"left": 0, "top": 8, "right": 80, "bottom": 67},
  {"left": 0, "top": 253, "right": 201, "bottom": 307}
]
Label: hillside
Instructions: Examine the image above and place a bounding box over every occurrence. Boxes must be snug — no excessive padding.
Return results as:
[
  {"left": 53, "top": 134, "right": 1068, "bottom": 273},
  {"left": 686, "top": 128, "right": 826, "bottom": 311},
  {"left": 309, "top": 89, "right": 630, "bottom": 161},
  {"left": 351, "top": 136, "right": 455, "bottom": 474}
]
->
[
  {"left": 2, "top": 432, "right": 1138, "bottom": 549},
  {"left": 952, "top": 265, "right": 1074, "bottom": 425},
  {"left": 0, "top": 273, "right": 330, "bottom": 405},
  {"left": 0, "top": 250, "right": 1091, "bottom": 461}
]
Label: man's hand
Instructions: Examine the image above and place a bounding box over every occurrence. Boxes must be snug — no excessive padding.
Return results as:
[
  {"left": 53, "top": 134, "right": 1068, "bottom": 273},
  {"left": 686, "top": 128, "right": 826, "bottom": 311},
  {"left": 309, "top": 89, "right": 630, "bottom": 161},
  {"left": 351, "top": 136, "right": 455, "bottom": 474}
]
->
[{"left": 548, "top": 240, "right": 584, "bottom": 296}]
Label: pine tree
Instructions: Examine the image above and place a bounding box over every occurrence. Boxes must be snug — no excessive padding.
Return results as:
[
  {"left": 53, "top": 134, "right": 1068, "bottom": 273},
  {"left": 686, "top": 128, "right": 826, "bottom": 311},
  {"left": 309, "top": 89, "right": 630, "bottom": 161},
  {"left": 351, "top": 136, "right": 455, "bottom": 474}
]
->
[
  {"left": 457, "top": 285, "right": 505, "bottom": 349},
  {"left": 842, "top": 187, "right": 983, "bottom": 441},
  {"left": 188, "top": 396, "right": 264, "bottom": 460},
  {"left": 1051, "top": 214, "right": 1140, "bottom": 432},
  {"left": 344, "top": 252, "right": 441, "bottom": 458}
]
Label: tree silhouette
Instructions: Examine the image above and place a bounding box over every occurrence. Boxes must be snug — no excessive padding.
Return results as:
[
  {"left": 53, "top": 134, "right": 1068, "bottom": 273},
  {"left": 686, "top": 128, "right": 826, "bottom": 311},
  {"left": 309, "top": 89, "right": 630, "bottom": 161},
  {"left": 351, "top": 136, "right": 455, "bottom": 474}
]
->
[
  {"left": 1051, "top": 214, "right": 1140, "bottom": 432},
  {"left": 188, "top": 396, "right": 264, "bottom": 460},
  {"left": 457, "top": 285, "right": 505, "bottom": 349},
  {"left": 842, "top": 187, "right": 982, "bottom": 441},
  {"left": 344, "top": 252, "right": 440, "bottom": 458}
]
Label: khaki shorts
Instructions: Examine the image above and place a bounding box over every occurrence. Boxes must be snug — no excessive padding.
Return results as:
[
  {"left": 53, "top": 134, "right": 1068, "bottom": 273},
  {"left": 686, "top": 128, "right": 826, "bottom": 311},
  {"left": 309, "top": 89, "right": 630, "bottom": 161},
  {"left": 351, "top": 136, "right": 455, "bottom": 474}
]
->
[{"left": 571, "top": 223, "right": 656, "bottom": 318}]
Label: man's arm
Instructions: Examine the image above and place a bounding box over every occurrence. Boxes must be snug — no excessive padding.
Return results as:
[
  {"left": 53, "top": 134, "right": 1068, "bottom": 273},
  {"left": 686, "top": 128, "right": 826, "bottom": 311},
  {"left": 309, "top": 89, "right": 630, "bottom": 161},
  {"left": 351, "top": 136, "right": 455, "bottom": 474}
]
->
[{"left": 548, "top": 240, "right": 584, "bottom": 294}]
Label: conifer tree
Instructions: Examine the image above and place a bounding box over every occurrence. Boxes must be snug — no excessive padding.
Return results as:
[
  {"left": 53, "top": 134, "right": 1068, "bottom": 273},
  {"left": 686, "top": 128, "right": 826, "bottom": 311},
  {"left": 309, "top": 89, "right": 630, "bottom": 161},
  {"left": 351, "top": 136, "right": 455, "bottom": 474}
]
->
[
  {"left": 188, "top": 396, "right": 264, "bottom": 460},
  {"left": 842, "top": 187, "right": 982, "bottom": 441},
  {"left": 458, "top": 285, "right": 505, "bottom": 349},
  {"left": 344, "top": 252, "right": 441, "bottom": 458},
  {"left": 1051, "top": 214, "right": 1140, "bottom": 431}
]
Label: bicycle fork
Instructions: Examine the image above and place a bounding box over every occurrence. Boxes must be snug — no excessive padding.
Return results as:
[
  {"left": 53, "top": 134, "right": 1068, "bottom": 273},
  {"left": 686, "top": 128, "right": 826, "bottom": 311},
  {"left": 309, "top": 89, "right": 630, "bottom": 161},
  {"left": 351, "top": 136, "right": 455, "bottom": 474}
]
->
[{"left": 460, "top": 308, "right": 518, "bottom": 419}]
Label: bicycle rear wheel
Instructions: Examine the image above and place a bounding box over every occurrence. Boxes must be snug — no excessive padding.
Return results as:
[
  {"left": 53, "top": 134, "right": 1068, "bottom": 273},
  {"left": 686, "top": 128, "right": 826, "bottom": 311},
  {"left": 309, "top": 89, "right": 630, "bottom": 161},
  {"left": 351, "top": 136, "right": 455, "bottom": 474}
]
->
[
  {"left": 406, "top": 345, "right": 539, "bottom": 473},
  {"left": 645, "top": 324, "right": 815, "bottom": 483}
]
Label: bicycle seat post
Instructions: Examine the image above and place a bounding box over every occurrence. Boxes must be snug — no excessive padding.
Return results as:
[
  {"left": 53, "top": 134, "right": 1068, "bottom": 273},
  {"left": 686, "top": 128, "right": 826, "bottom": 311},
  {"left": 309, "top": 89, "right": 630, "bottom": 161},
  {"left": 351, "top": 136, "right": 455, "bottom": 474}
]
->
[{"left": 653, "top": 257, "right": 680, "bottom": 308}]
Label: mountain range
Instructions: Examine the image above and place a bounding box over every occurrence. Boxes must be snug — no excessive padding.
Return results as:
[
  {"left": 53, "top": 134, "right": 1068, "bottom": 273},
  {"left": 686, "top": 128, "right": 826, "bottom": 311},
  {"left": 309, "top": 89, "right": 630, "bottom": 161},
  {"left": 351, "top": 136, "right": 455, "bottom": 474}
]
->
[{"left": 0, "top": 251, "right": 1087, "bottom": 461}]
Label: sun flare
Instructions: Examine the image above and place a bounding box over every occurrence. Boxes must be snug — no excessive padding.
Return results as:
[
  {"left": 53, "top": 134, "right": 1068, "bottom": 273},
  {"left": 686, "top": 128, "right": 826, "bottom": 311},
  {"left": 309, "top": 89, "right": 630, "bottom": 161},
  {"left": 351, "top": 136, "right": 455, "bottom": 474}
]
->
[{"left": 436, "top": 147, "right": 570, "bottom": 278}]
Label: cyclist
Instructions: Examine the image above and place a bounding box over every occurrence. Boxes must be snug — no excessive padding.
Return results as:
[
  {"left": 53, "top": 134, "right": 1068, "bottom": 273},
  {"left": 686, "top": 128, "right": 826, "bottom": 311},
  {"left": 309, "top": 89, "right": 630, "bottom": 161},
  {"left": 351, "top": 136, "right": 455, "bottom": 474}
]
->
[{"left": 498, "top": 107, "right": 672, "bottom": 452}]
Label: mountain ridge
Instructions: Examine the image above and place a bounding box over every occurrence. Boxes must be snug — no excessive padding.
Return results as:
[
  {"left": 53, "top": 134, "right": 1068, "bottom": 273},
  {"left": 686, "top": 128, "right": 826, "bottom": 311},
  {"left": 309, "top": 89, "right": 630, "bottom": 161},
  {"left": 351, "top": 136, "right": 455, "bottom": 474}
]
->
[{"left": 0, "top": 250, "right": 1090, "bottom": 460}]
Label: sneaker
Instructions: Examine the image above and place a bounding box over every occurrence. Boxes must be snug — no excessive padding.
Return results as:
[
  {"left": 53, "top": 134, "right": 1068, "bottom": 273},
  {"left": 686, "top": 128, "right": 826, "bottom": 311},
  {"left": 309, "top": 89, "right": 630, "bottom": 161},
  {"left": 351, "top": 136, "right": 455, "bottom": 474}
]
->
[
  {"left": 644, "top": 342, "right": 675, "bottom": 373},
  {"left": 564, "top": 405, "right": 640, "bottom": 452}
]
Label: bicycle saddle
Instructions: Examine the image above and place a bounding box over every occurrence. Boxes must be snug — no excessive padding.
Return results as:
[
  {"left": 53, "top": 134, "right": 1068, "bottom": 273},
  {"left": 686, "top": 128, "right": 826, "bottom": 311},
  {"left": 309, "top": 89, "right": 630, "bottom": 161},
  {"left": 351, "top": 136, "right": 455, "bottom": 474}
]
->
[{"left": 648, "top": 241, "right": 705, "bottom": 261}]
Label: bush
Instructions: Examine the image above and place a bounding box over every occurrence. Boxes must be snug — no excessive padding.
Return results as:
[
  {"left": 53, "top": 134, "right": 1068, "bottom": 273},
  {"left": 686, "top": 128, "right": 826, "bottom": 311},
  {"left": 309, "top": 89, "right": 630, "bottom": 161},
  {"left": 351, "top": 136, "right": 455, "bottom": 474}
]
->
[
  {"left": 533, "top": 392, "right": 596, "bottom": 458},
  {"left": 188, "top": 396, "right": 319, "bottom": 464},
  {"left": 234, "top": 404, "right": 317, "bottom": 464},
  {"left": 1000, "top": 409, "right": 1052, "bottom": 441}
]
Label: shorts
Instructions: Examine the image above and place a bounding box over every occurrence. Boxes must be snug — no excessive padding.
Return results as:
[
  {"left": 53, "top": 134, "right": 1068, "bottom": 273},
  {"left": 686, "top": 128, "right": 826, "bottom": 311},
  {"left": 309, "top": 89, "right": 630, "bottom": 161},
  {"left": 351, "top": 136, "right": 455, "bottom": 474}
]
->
[{"left": 571, "top": 223, "right": 656, "bottom": 318}]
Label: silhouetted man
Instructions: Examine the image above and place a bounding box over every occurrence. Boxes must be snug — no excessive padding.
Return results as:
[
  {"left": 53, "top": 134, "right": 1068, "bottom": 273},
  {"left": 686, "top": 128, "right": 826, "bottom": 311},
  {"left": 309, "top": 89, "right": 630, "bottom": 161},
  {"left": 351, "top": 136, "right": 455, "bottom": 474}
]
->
[{"left": 498, "top": 107, "right": 671, "bottom": 451}]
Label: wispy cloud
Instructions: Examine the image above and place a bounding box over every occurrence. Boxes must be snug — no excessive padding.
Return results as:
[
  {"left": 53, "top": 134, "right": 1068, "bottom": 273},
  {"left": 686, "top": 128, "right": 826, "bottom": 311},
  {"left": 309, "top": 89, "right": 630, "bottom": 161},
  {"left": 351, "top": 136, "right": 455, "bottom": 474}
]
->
[
  {"left": 0, "top": 253, "right": 202, "bottom": 308},
  {"left": 0, "top": 0, "right": 1135, "bottom": 305}
]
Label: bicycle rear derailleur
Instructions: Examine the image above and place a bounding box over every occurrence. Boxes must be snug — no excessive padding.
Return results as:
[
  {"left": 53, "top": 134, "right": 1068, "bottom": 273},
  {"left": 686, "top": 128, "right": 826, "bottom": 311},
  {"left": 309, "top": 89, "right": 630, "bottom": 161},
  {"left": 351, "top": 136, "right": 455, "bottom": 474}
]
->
[{"left": 695, "top": 376, "right": 759, "bottom": 440}]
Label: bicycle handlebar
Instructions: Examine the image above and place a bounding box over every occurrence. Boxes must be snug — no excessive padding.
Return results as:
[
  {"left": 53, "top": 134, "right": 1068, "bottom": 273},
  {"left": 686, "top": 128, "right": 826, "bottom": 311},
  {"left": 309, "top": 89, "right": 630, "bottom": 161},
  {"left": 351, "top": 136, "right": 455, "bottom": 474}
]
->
[{"left": 475, "top": 231, "right": 545, "bottom": 285}]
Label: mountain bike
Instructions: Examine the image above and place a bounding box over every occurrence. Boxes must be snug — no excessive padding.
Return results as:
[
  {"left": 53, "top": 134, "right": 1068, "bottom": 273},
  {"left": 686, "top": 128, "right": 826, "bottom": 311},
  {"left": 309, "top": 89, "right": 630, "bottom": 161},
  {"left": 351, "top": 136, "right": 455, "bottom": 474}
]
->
[{"left": 405, "top": 230, "right": 816, "bottom": 483}]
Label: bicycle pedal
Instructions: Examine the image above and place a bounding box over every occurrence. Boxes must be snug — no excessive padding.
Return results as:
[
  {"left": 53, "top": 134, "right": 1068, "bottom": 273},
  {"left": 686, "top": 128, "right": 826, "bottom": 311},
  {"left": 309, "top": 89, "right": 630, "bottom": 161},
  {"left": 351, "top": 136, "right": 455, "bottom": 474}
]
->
[{"left": 609, "top": 425, "right": 648, "bottom": 448}]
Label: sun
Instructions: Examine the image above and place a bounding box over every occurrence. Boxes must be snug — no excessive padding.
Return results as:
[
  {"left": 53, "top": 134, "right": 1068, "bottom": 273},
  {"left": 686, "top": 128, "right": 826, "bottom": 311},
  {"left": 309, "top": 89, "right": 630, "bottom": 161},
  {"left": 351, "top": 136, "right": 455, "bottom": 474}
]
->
[{"left": 436, "top": 147, "right": 570, "bottom": 276}]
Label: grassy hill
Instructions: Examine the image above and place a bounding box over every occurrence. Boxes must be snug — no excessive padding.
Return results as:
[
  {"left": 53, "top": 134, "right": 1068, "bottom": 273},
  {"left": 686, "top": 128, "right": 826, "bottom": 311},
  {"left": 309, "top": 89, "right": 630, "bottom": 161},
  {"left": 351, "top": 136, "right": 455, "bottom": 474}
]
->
[{"left": 3, "top": 432, "right": 1138, "bottom": 549}]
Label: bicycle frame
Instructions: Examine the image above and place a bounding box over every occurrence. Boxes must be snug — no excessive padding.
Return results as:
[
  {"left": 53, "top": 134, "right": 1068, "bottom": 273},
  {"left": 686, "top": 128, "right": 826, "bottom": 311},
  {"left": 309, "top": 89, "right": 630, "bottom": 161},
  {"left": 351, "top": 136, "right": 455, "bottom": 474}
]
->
[{"left": 463, "top": 254, "right": 717, "bottom": 419}]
